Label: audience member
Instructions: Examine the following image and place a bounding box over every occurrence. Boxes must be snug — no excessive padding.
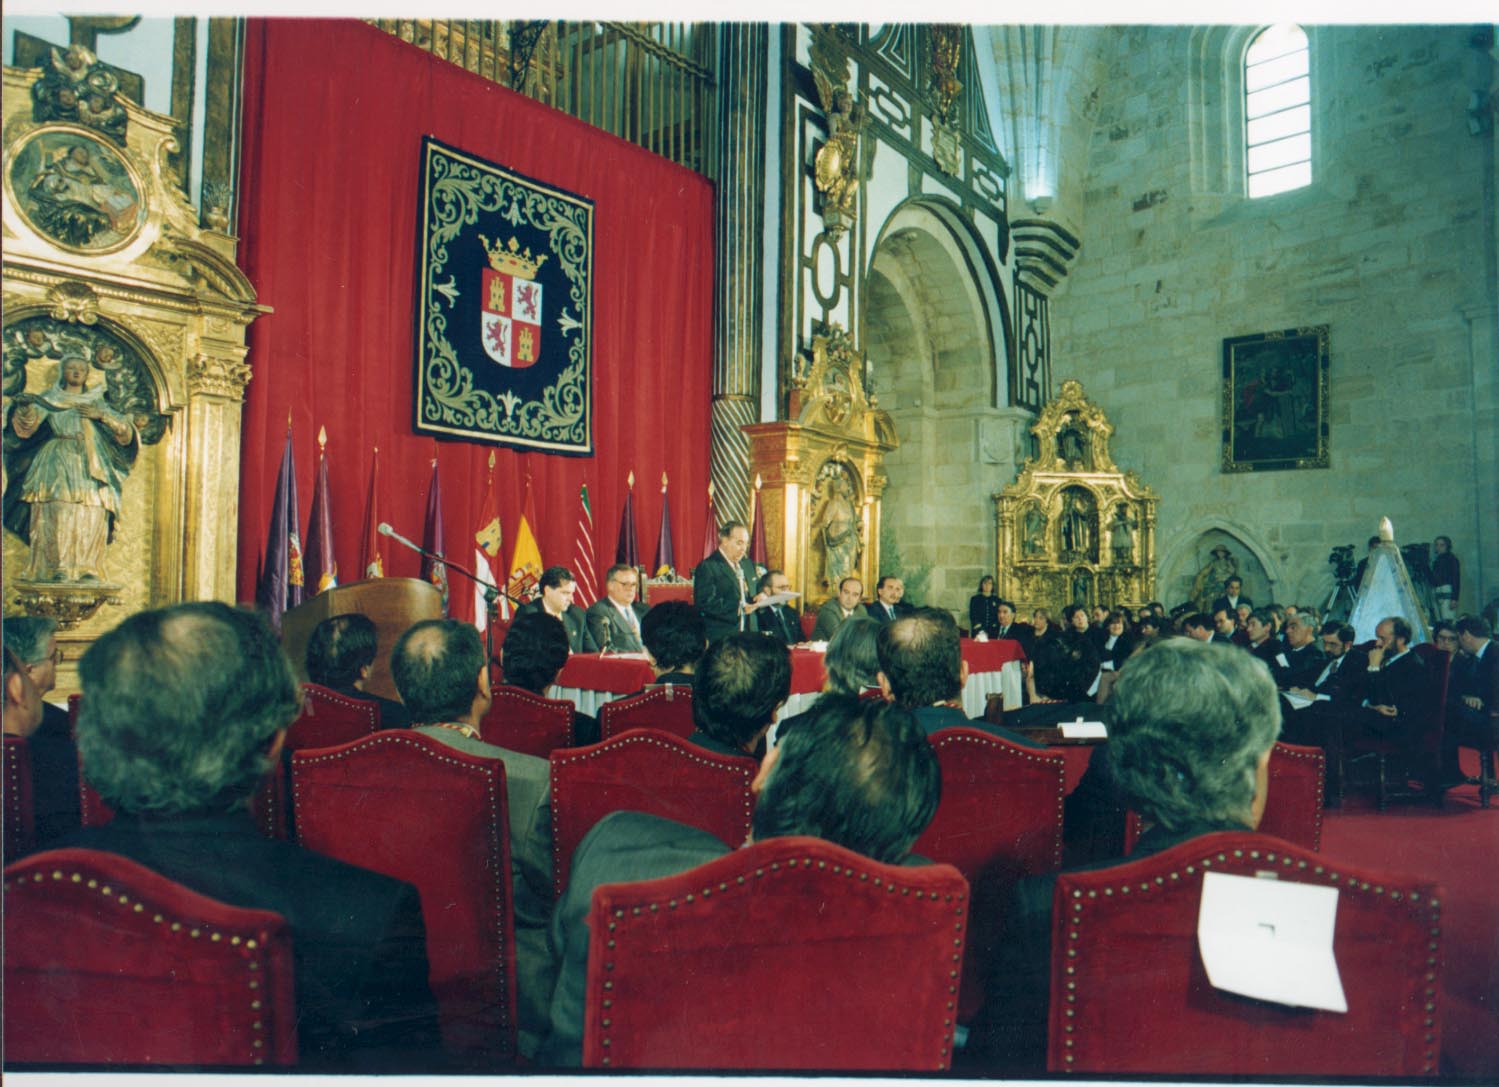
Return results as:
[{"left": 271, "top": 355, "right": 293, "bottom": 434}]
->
[
  {"left": 1431, "top": 535, "right": 1460, "bottom": 620},
  {"left": 1097, "top": 610, "right": 1133, "bottom": 672},
  {"left": 876, "top": 607, "right": 1039, "bottom": 746},
  {"left": 57, "top": 602, "right": 440, "bottom": 1070},
  {"left": 822, "top": 615, "right": 881, "bottom": 697},
  {"left": 1278, "top": 613, "right": 1327, "bottom": 689},
  {"left": 811, "top": 576, "right": 868, "bottom": 641},
  {"left": 500, "top": 610, "right": 600, "bottom": 745},
  {"left": 1030, "top": 608, "right": 1056, "bottom": 643},
  {"left": 1243, "top": 607, "right": 1282, "bottom": 675},
  {"left": 1010, "top": 634, "right": 1104, "bottom": 728},
  {"left": 1182, "top": 612, "right": 1214, "bottom": 642},
  {"left": 753, "top": 568, "right": 803, "bottom": 646},
  {"left": 538, "top": 695, "right": 940, "bottom": 1066},
  {"left": 967, "top": 638, "right": 1281, "bottom": 1073},
  {"left": 2, "top": 615, "right": 81, "bottom": 845},
  {"left": 993, "top": 598, "right": 1032, "bottom": 651},
  {"left": 1210, "top": 607, "right": 1237, "bottom": 645},
  {"left": 1061, "top": 603, "right": 1091, "bottom": 639},
  {"left": 637, "top": 601, "right": 705, "bottom": 687},
  {"left": 391, "top": 618, "right": 556, "bottom": 1058},
  {"left": 686, "top": 632, "right": 791, "bottom": 758},
  {"left": 868, "top": 575, "right": 913, "bottom": 625},
  {"left": 1347, "top": 616, "right": 1428, "bottom": 747},
  {"left": 584, "top": 564, "right": 646, "bottom": 653},
  {"left": 693, "top": 521, "right": 762, "bottom": 643},
  {"left": 1440, "top": 616, "right": 1497, "bottom": 787},
  {"left": 969, "top": 575, "right": 1000, "bottom": 638},
  {"left": 517, "top": 566, "right": 598, "bottom": 653},
  {"left": 1432, "top": 620, "right": 1460, "bottom": 656},
  {"left": 1210, "top": 575, "right": 1252, "bottom": 616},
  {"left": 2, "top": 641, "right": 45, "bottom": 742},
  {"left": 305, "top": 613, "right": 411, "bottom": 726}
]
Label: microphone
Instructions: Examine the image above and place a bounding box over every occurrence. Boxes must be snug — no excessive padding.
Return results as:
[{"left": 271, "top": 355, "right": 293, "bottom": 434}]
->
[{"left": 377, "top": 522, "right": 421, "bottom": 552}]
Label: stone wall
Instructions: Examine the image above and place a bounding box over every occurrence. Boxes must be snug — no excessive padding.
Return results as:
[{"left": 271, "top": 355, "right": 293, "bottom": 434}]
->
[{"left": 1050, "top": 25, "right": 1497, "bottom": 616}]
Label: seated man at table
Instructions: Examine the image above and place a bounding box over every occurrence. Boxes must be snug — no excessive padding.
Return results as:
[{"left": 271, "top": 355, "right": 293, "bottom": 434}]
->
[
  {"left": 516, "top": 566, "right": 598, "bottom": 653},
  {"left": 685, "top": 631, "right": 792, "bottom": 759},
  {"left": 754, "top": 569, "right": 803, "bottom": 646},
  {"left": 811, "top": 576, "right": 868, "bottom": 641},
  {"left": 585, "top": 564, "right": 646, "bottom": 653},
  {"left": 538, "top": 694, "right": 940, "bottom": 1067},
  {"left": 305, "top": 613, "right": 411, "bottom": 727},
  {"left": 964, "top": 638, "right": 1281, "bottom": 1074},
  {"left": 876, "top": 608, "right": 1040, "bottom": 747},
  {"left": 868, "top": 575, "right": 913, "bottom": 625},
  {"left": 501, "top": 610, "right": 600, "bottom": 745},
  {"left": 635, "top": 600, "right": 705, "bottom": 690},
  {"left": 57, "top": 602, "right": 440, "bottom": 1070},
  {"left": 391, "top": 618, "right": 556, "bottom": 1059}
]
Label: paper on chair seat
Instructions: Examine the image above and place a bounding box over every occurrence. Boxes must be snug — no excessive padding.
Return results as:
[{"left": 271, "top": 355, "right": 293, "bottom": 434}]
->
[
  {"left": 1059, "top": 719, "right": 1107, "bottom": 739},
  {"left": 1197, "top": 870, "right": 1346, "bottom": 1012},
  {"left": 1282, "top": 690, "right": 1314, "bottom": 710}
]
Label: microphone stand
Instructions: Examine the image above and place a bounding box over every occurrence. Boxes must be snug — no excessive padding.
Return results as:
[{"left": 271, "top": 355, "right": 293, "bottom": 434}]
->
[{"left": 381, "top": 524, "right": 524, "bottom": 672}]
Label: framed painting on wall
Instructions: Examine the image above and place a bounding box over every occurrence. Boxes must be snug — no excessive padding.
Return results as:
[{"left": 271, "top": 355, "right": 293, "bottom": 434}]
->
[{"left": 1221, "top": 325, "right": 1329, "bottom": 472}]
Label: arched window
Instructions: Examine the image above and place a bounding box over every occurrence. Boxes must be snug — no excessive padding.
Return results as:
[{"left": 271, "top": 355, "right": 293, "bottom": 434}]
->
[{"left": 1244, "top": 24, "right": 1311, "bottom": 198}]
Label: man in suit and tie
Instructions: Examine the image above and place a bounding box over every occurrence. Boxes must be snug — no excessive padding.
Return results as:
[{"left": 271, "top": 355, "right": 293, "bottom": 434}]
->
[
  {"left": 753, "top": 568, "right": 802, "bottom": 646},
  {"left": 1280, "top": 621, "right": 1366, "bottom": 803},
  {"left": 1210, "top": 576, "right": 1253, "bottom": 617},
  {"left": 1277, "top": 614, "right": 1327, "bottom": 690},
  {"left": 516, "top": 566, "right": 598, "bottom": 653},
  {"left": 1350, "top": 616, "right": 1428, "bottom": 747},
  {"left": 1441, "top": 616, "right": 1499, "bottom": 786},
  {"left": 692, "top": 521, "right": 762, "bottom": 644},
  {"left": 585, "top": 564, "right": 646, "bottom": 653},
  {"left": 993, "top": 598, "right": 1034, "bottom": 654},
  {"left": 868, "top": 575, "right": 912, "bottom": 626},
  {"left": 810, "top": 576, "right": 867, "bottom": 641}
]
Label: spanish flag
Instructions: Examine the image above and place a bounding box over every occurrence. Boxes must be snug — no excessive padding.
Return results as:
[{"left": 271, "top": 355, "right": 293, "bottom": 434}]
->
[{"left": 506, "top": 477, "right": 542, "bottom": 605}]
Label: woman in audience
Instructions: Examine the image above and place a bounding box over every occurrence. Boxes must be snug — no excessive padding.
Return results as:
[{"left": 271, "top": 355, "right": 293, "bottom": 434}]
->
[
  {"left": 966, "top": 639, "right": 1281, "bottom": 1073},
  {"left": 1097, "top": 610, "right": 1134, "bottom": 672},
  {"left": 969, "top": 575, "right": 1001, "bottom": 639},
  {"left": 1030, "top": 608, "right": 1057, "bottom": 643}
]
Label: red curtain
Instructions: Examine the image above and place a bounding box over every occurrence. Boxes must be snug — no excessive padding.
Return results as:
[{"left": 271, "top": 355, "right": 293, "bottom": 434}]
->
[{"left": 235, "top": 20, "right": 715, "bottom": 611}]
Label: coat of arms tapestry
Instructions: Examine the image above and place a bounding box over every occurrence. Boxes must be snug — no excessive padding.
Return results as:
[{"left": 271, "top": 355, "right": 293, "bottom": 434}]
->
[{"left": 414, "top": 137, "right": 594, "bottom": 454}]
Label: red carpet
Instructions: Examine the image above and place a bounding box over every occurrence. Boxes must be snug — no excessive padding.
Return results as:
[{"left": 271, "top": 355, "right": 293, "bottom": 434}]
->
[{"left": 1320, "top": 748, "right": 1499, "bottom": 1078}]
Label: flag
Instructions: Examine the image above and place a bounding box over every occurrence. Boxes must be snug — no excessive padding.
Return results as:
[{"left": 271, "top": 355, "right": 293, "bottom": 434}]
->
[
  {"left": 256, "top": 424, "right": 303, "bottom": 631},
  {"left": 360, "top": 446, "right": 385, "bottom": 578},
  {"left": 473, "top": 458, "right": 505, "bottom": 628},
  {"left": 506, "top": 477, "right": 543, "bottom": 604},
  {"left": 653, "top": 473, "right": 676, "bottom": 575},
  {"left": 573, "top": 484, "right": 599, "bottom": 607},
  {"left": 749, "top": 477, "right": 767, "bottom": 568},
  {"left": 701, "top": 482, "right": 720, "bottom": 562},
  {"left": 304, "top": 428, "right": 337, "bottom": 594},
  {"left": 421, "top": 459, "right": 449, "bottom": 615},
  {"left": 615, "top": 471, "right": 639, "bottom": 568}
]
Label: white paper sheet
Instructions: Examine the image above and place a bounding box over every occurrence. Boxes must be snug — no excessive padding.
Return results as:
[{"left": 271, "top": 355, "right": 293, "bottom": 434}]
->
[
  {"left": 1059, "top": 719, "right": 1108, "bottom": 739},
  {"left": 1282, "top": 690, "right": 1314, "bottom": 710},
  {"left": 1197, "top": 870, "right": 1347, "bottom": 1012}
]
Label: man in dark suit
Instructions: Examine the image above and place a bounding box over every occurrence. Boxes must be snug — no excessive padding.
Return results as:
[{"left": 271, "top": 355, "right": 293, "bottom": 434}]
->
[
  {"left": 992, "top": 598, "right": 1034, "bottom": 654},
  {"left": 2, "top": 615, "right": 81, "bottom": 848},
  {"left": 584, "top": 564, "right": 646, "bottom": 653},
  {"left": 516, "top": 565, "right": 598, "bottom": 653},
  {"left": 1350, "top": 616, "right": 1428, "bottom": 746},
  {"left": 1441, "top": 616, "right": 1499, "bottom": 784},
  {"left": 810, "top": 576, "right": 868, "bottom": 641},
  {"left": 56, "top": 602, "right": 440, "bottom": 1071},
  {"left": 1210, "top": 575, "right": 1253, "bottom": 617},
  {"left": 500, "top": 610, "right": 601, "bottom": 745},
  {"left": 684, "top": 631, "right": 791, "bottom": 758},
  {"left": 1242, "top": 607, "right": 1286, "bottom": 680},
  {"left": 1277, "top": 613, "right": 1327, "bottom": 690},
  {"left": 538, "top": 695, "right": 940, "bottom": 1067},
  {"left": 867, "top": 574, "right": 913, "bottom": 625},
  {"left": 633, "top": 601, "right": 705, "bottom": 690},
  {"left": 692, "top": 521, "right": 761, "bottom": 643},
  {"left": 875, "top": 607, "right": 1041, "bottom": 747},
  {"left": 753, "top": 568, "right": 803, "bottom": 646},
  {"left": 1279, "top": 621, "right": 1366, "bottom": 802},
  {"left": 1210, "top": 607, "right": 1237, "bottom": 645},
  {"left": 305, "top": 613, "right": 412, "bottom": 727}
]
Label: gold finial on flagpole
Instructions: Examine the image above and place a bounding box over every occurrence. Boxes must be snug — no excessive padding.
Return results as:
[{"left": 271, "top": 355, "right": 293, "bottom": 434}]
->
[
  {"left": 286, "top": 410, "right": 292, "bottom": 432},
  {"left": 627, "top": 470, "right": 635, "bottom": 489},
  {"left": 487, "top": 450, "right": 496, "bottom": 471},
  {"left": 707, "top": 479, "right": 715, "bottom": 498},
  {"left": 754, "top": 473, "right": 762, "bottom": 490},
  {"left": 661, "top": 471, "right": 668, "bottom": 492},
  {"left": 317, "top": 426, "right": 327, "bottom": 453}
]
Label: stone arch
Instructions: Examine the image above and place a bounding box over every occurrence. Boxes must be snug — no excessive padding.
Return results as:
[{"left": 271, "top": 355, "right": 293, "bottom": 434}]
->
[
  {"left": 1158, "top": 518, "right": 1286, "bottom": 612},
  {"left": 862, "top": 197, "right": 1014, "bottom": 612}
]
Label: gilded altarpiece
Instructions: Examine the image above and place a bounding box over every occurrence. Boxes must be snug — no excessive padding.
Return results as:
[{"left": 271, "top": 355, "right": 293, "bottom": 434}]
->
[
  {"left": 745, "top": 328, "right": 897, "bottom": 611},
  {"left": 2, "top": 52, "right": 266, "bottom": 692},
  {"left": 994, "top": 381, "right": 1158, "bottom": 617}
]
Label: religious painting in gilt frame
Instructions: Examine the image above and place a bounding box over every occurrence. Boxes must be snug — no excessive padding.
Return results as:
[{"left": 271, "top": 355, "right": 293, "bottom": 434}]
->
[
  {"left": 1221, "top": 325, "right": 1329, "bottom": 473},
  {"left": 413, "top": 137, "right": 594, "bottom": 454}
]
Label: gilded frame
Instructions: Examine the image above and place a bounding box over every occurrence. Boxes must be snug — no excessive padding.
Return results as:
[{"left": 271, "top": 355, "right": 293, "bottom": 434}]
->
[{"left": 1221, "top": 324, "right": 1329, "bottom": 473}]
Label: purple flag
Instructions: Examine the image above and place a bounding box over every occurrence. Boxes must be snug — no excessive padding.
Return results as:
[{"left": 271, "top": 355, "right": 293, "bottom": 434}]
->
[
  {"left": 256, "top": 427, "right": 303, "bottom": 631},
  {"left": 653, "top": 482, "right": 676, "bottom": 575},
  {"left": 615, "top": 481, "right": 639, "bottom": 568},
  {"left": 305, "top": 440, "right": 337, "bottom": 594},
  {"left": 421, "top": 459, "right": 449, "bottom": 615}
]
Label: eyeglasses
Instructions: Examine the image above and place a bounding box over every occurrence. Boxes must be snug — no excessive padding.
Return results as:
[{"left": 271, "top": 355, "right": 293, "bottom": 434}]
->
[{"left": 27, "top": 647, "right": 63, "bottom": 669}]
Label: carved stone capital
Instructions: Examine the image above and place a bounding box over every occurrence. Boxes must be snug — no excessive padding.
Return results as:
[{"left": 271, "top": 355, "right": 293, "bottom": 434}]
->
[{"left": 187, "top": 351, "right": 251, "bottom": 399}]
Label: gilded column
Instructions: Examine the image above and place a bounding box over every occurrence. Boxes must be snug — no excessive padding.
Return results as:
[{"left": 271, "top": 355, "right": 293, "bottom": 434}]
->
[{"left": 711, "top": 24, "right": 768, "bottom": 525}]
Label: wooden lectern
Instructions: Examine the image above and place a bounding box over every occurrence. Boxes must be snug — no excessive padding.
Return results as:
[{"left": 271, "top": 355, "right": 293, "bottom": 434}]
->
[{"left": 280, "top": 578, "right": 443, "bottom": 701}]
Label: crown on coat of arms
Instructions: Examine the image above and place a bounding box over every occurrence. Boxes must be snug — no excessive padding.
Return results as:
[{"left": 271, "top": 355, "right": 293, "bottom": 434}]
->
[{"left": 480, "top": 234, "right": 548, "bottom": 279}]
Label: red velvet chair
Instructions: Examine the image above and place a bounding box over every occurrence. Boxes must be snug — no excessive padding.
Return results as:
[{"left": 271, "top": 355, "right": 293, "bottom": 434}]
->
[
  {"left": 597, "top": 684, "right": 695, "bottom": 742},
  {"left": 580, "top": 835, "right": 969, "bottom": 1070},
  {"left": 291, "top": 731, "right": 517, "bottom": 1062},
  {"left": 481, "top": 684, "right": 575, "bottom": 758},
  {"left": 1349, "top": 650, "right": 1449, "bottom": 811},
  {"left": 4, "top": 735, "right": 35, "bottom": 859},
  {"left": 913, "top": 727, "right": 1066, "bottom": 1022},
  {"left": 1048, "top": 830, "right": 1443, "bottom": 1077},
  {"left": 549, "top": 728, "right": 755, "bottom": 900},
  {"left": 4, "top": 847, "right": 297, "bottom": 1066},
  {"left": 1123, "top": 741, "right": 1327, "bottom": 854}
]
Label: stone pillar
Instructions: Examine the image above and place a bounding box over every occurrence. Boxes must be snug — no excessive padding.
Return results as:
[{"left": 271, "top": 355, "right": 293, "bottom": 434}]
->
[{"left": 711, "top": 24, "right": 768, "bottom": 525}]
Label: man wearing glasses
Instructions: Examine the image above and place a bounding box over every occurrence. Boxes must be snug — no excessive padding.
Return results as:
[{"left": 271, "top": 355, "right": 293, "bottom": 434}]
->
[
  {"left": 1, "top": 615, "right": 79, "bottom": 847},
  {"left": 586, "top": 564, "right": 647, "bottom": 653}
]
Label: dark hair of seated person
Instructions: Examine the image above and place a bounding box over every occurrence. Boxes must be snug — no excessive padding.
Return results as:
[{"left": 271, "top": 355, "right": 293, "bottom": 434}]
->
[
  {"left": 639, "top": 600, "right": 706, "bottom": 672},
  {"left": 875, "top": 607, "right": 963, "bottom": 708},
  {"left": 390, "top": 619, "right": 484, "bottom": 725},
  {"left": 76, "top": 602, "right": 300, "bottom": 814},
  {"left": 305, "top": 613, "right": 378, "bottom": 689},
  {"left": 500, "top": 610, "right": 571, "bottom": 694},
  {"left": 692, "top": 632, "right": 792, "bottom": 751},
  {"left": 752, "top": 695, "right": 940, "bottom": 866},
  {"left": 823, "top": 616, "right": 880, "bottom": 696},
  {"left": 1030, "top": 634, "right": 1099, "bottom": 703}
]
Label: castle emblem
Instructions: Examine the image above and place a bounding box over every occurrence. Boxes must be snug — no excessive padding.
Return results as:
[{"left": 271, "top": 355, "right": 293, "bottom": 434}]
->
[{"left": 479, "top": 234, "right": 547, "bottom": 368}]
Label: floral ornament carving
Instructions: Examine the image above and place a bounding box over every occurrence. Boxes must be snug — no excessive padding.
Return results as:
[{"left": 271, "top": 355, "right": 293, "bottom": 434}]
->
[{"left": 47, "top": 280, "right": 100, "bottom": 325}]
